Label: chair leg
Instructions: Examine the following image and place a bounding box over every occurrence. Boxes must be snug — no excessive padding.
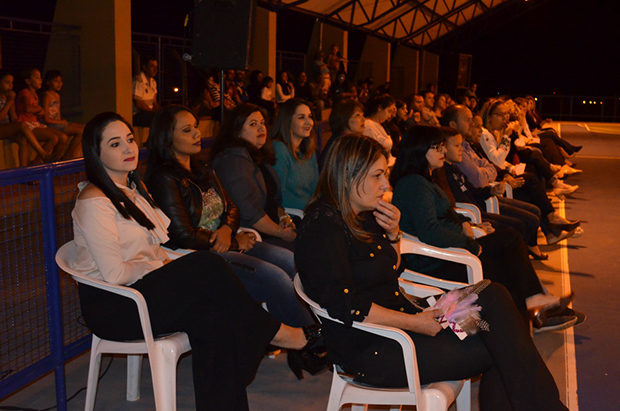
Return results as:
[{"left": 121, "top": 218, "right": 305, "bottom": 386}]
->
[
  {"left": 149, "top": 340, "right": 185, "bottom": 411},
  {"left": 84, "top": 337, "right": 103, "bottom": 411},
  {"left": 126, "top": 354, "right": 143, "bottom": 401},
  {"left": 455, "top": 379, "right": 471, "bottom": 411},
  {"left": 326, "top": 370, "right": 348, "bottom": 411}
]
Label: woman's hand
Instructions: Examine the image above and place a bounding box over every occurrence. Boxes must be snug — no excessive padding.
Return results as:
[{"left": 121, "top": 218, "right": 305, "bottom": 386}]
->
[
  {"left": 503, "top": 174, "right": 525, "bottom": 189},
  {"left": 277, "top": 226, "right": 297, "bottom": 243},
  {"left": 235, "top": 231, "right": 256, "bottom": 252},
  {"left": 210, "top": 225, "right": 233, "bottom": 253},
  {"left": 478, "top": 221, "right": 495, "bottom": 234},
  {"left": 6, "top": 90, "right": 15, "bottom": 103},
  {"left": 462, "top": 222, "right": 475, "bottom": 239},
  {"left": 506, "top": 120, "right": 522, "bottom": 135},
  {"left": 374, "top": 200, "right": 401, "bottom": 239},
  {"left": 490, "top": 182, "right": 506, "bottom": 196},
  {"left": 279, "top": 215, "right": 296, "bottom": 229},
  {"left": 411, "top": 310, "right": 443, "bottom": 336}
]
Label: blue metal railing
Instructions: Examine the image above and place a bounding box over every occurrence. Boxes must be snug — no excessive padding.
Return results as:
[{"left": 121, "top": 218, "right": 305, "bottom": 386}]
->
[{"left": 0, "top": 139, "right": 216, "bottom": 409}]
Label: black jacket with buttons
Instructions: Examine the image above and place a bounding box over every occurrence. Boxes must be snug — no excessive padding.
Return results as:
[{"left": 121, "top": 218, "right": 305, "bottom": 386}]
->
[{"left": 145, "top": 159, "right": 241, "bottom": 251}]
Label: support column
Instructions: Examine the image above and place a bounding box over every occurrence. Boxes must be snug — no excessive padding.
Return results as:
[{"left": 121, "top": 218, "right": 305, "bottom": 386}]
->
[
  {"left": 250, "top": 7, "right": 277, "bottom": 92},
  {"left": 52, "top": 0, "right": 133, "bottom": 123},
  {"left": 360, "top": 36, "right": 391, "bottom": 88},
  {"left": 392, "top": 45, "right": 419, "bottom": 98}
]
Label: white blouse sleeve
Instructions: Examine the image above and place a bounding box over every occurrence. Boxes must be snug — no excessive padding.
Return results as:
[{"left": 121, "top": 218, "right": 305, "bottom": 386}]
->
[
  {"left": 73, "top": 198, "right": 165, "bottom": 285},
  {"left": 480, "top": 128, "right": 510, "bottom": 168}
]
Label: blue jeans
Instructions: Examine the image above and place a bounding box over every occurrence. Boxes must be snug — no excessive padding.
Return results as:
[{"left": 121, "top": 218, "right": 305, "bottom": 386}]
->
[{"left": 221, "top": 242, "right": 314, "bottom": 327}]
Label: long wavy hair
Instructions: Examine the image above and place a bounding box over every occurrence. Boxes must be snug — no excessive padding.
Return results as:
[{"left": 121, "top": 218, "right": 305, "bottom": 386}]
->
[
  {"left": 390, "top": 124, "right": 443, "bottom": 185},
  {"left": 308, "top": 134, "right": 388, "bottom": 242},
  {"left": 210, "top": 103, "right": 275, "bottom": 165},
  {"left": 82, "top": 112, "right": 156, "bottom": 229},
  {"left": 271, "top": 98, "right": 316, "bottom": 161}
]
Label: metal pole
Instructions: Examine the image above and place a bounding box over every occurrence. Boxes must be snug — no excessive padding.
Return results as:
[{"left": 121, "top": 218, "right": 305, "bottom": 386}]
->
[{"left": 40, "top": 168, "right": 67, "bottom": 411}]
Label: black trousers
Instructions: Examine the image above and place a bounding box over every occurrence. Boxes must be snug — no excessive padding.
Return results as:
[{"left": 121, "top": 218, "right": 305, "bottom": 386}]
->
[
  {"left": 344, "top": 283, "right": 567, "bottom": 411},
  {"left": 539, "top": 128, "right": 579, "bottom": 154},
  {"left": 78, "top": 251, "right": 281, "bottom": 411},
  {"left": 512, "top": 172, "right": 556, "bottom": 235},
  {"left": 496, "top": 196, "right": 541, "bottom": 246},
  {"left": 518, "top": 148, "right": 556, "bottom": 180},
  {"left": 414, "top": 227, "right": 544, "bottom": 323}
]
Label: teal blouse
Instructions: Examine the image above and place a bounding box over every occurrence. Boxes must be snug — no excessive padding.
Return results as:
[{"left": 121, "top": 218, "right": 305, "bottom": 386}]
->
[
  {"left": 272, "top": 140, "right": 319, "bottom": 210},
  {"left": 392, "top": 174, "right": 480, "bottom": 272}
]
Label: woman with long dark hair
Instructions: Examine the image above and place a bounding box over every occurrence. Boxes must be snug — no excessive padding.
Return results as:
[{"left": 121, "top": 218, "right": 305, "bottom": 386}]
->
[
  {"left": 144, "top": 105, "right": 325, "bottom": 378},
  {"left": 296, "top": 133, "right": 568, "bottom": 410},
  {"left": 390, "top": 125, "right": 581, "bottom": 333},
  {"left": 71, "top": 112, "right": 314, "bottom": 410},
  {"left": 211, "top": 103, "right": 296, "bottom": 251}
]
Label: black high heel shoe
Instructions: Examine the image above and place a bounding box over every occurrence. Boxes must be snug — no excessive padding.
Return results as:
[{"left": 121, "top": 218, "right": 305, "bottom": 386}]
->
[
  {"left": 287, "top": 324, "right": 329, "bottom": 380},
  {"left": 530, "top": 292, "right": 575, "bottom": 329},
  {"left": 528, "top": 249, "right": 549, "bottom": 260},
  {"left": 548, "top": 220, "right": 580, "bottom": 236}
]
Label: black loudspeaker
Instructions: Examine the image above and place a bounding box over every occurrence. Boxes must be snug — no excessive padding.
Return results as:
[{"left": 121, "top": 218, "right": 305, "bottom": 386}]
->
[{"left": 192, "top": 0, "right": 255, "bottom": 70}]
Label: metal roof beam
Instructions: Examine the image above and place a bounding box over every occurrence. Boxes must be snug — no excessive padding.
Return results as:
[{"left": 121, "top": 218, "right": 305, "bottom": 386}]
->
[{"left": 400, "top": 0, "right": 480, "bottom": 42}]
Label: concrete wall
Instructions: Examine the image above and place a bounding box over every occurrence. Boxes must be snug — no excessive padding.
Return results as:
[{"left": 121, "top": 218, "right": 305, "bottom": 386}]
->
[
  {"left": 391, "top": 45, "right": 419, "bottom": 98},
  {"left": 360, "top": 36, "right": 391, "bottom": 88},
  {"left": 52, "top": 0, "right": 133, "bottom": 123},
  {"left": 419, "top": 50, "right": 439, "bottom": 93}
]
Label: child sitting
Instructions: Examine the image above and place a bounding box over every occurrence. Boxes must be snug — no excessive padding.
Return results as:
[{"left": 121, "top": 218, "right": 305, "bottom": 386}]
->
[
  {"left": 16, "top": 68, "right": 67, "bottom": 162},
  {"left": 41, "top": 70, "right": 84, "bottom": 158},
  {"left": 0, "top": 70, "right": 53, "bottom": 166}
]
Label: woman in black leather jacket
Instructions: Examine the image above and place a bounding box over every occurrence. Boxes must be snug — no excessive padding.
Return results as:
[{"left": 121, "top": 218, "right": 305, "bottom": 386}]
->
[{"left": 144, "top": 105, "right": 315, "bottom": 331}]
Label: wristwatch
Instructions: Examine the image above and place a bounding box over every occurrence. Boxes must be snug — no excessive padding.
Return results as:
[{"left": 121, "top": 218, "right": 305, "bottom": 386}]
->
[{"left": 388, "top": 230, "right": 403, "bottom": 244}]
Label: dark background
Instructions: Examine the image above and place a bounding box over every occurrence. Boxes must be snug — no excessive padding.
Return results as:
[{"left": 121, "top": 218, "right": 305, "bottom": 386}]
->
[{"left": 1, "top": 0, "right": 619, "bottom": 97}]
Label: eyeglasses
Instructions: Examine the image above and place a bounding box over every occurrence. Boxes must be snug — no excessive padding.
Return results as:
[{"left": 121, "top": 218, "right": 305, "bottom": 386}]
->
[
  {"left": 429, "top": 142, "right": 445, "bottom": 153},
  {"left": 491, "top": 111, "right": 509, "bottom": 118}
]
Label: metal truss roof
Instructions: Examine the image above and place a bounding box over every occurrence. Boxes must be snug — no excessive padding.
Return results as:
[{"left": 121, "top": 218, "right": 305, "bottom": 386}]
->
[{"left": 261, "top": 0, "right": 515, "bottom": 48}]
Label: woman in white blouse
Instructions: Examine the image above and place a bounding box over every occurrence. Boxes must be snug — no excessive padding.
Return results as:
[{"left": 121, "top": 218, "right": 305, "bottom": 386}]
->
[
  {"left": 363, "top": 94, "right": 396, "bottom": 165},
  {"left": 71, "top": 112, "right": 312, "bottom": 411}
]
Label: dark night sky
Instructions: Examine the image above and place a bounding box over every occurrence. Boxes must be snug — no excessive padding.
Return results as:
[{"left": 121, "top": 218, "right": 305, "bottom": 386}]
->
[{"left": 1, "top": 0, "right": 618, "bottom": 96}]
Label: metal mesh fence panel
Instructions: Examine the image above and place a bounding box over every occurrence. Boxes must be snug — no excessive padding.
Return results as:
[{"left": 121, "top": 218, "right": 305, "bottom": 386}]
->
[
  {"left": 0, "top": 181, "right": 50, "bottom": 383},
  {"left": 53, "top": 170, "right": 89, "bottom": 346}
]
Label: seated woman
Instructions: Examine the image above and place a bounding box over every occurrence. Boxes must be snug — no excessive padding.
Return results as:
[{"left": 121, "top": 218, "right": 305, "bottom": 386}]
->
[
  {"left": 271, "top": 99, "right": 319, "bottom": 210},
  {"left": 363, "top": 94, "right": 396, "bottom": 154},
  {"left": 433, "top": 93, "right": 449, "bottom": 122},
  {"left": 275, "top": 71, "right": 295, "bottom": 104},
  {"left": 319, "top": 98, "right": 365, "bottom": 170},
  {"left": 517, "top": 97, "right": 582, "bottom": 164},
  {"left": 296, "top": 133, "right": 569, "bottom": 410},
  {"left": 211, "top": 103, "right": 296, "bottom": 251},
  {"left": 479, "top": 99, "right": 578, "bottom": 196},
  {"left": 71, "top": 112, "right": 314, "bottom": 410},
  {"left": 391, "top": 125, "right": 582, "bottom": 333}
]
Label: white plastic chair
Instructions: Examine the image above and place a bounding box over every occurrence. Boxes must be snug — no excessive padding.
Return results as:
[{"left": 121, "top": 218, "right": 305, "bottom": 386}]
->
[
  {"left": 294, "top": 275, "right": 470, "bottom": 411},
  {"left": 56, "top": 242, "right": 191, "bottom": 411},
  {"left": 399, "top": 232, "right": 483, "bottom": 289},
  {"left": 284, "top": 207, "right": 305, "bottom": 220}
]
